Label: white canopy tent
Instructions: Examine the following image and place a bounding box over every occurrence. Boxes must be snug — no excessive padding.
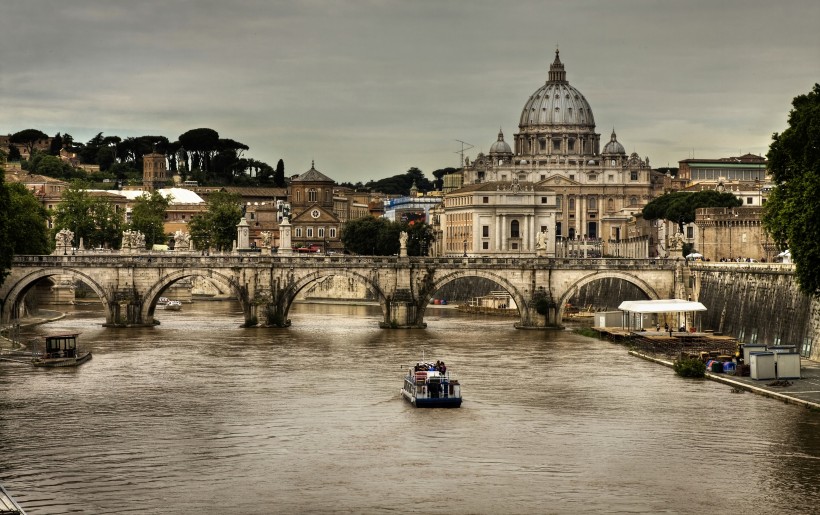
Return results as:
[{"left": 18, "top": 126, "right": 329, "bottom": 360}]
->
[{"left": 618, "top": 299, "right": 707, "bottom": 331}]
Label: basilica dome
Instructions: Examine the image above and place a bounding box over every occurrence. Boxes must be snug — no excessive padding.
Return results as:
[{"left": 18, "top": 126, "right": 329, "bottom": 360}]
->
[
  {"left": 519, "top": 50, "right": 595, "bottom": 129},
  {"left": 602, "top": 130, "right": 625, "bottom": 154},
  {"left": 489, "top": 129, "right": 512, "bottom": 155}
]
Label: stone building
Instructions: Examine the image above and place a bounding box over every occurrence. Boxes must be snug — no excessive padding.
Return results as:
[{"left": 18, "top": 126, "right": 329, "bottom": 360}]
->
[
  {"left": 142, "top": 152, "right": 168, "bottom": 191},
  {"left": 444, "top": 50, "right": 660, "bottom": 257}
]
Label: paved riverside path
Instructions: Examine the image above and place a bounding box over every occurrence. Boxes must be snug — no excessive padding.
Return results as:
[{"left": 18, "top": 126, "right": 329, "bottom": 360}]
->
[{"left": 630, "top": 350, "right": 820, "bottom": 410}]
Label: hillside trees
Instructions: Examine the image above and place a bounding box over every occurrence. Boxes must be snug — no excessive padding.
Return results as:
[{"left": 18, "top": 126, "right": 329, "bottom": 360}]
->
[
  {"left": 9, "top": 128, "right": 49, "bottom": 156},
  {"left": 274, "top": 159, "right": 286, "bottom": 187},
  {"left": 365, "top": 167, "right": 434, "bottom": 195},
  {"left": 762, "top": 83, "right": 820, "bottom": 295},
  {"left": 0, "top": 161, "right": 13, "bottom": 286}
]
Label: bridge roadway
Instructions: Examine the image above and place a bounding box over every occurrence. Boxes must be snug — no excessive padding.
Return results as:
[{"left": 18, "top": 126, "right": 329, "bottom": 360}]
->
[{"left": 2, "top": 253, "right": 682, "bottom": 329}]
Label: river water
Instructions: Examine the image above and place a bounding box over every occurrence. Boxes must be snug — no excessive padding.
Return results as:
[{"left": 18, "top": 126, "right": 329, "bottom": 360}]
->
[{"left": 1, "top": 302, "right": 819, "bottom": 514}]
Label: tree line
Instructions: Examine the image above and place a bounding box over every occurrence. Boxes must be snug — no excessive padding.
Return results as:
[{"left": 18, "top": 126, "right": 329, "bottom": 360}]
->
[{"left": 6, "top": 127, "right": 287, "bottom": 189}]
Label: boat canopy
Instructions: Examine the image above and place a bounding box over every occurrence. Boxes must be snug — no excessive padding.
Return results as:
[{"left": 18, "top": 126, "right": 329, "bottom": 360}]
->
[{"left": 618, "top": 299, "right": 707, "bottom": 314}]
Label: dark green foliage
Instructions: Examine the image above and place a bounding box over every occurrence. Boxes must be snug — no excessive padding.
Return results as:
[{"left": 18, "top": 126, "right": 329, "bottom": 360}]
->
[
  {"left": 52, "top": 181, "right": 124, "bottom": 249},
  {"left": 763, "top": 84, "right": 820, "bottom": 295},
  {"left": 7, "top": 145, "right": 21, "bottom": 161},
  {"left": 642, "top": 190, "right": 742, "bottom": 232},
  {"left": 0, "top": 168, "right": 13, "bottom": 287},
  {"left": 10, "top": 128, "right": 49, "bottom": 156},
  {"left": 129, "top": 191, "right": 170, "bottom": 248},
  {"left": 340, "top": 216, "right": 403, "bottom": 255},
  {"left": 673, "top": 356, "right": 707, "bottom": 378},
  {"left": 431, "top": 167, "right": 459, "bottom": 190},
  {"left": 5, "top": 182, "right": 51, "bottom": 254},
  {"left": 188, "top": 191, "right": 242, "bottom": 251},
  {"left": 365, "top": 167, "right": 433, "bottom": 195},
  {"left": 274, "top": 159, "right": 286, "bottom": 187}
]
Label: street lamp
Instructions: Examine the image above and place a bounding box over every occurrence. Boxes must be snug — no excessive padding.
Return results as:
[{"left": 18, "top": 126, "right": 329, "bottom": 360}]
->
[{"left": 463, "top": 239, "right": 467, "bottom": 257}]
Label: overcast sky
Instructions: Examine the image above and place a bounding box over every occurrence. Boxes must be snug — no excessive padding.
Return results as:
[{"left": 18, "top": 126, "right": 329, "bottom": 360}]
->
[{"left": 2, "top": 0, "right": 818, "bottom": 183}]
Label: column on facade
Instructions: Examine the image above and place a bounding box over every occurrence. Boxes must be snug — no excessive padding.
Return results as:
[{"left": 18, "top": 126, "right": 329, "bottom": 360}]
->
[
  {"left": 495, "top": 214, "right": 501, "bottom": 252},
  {"left": 500, "top": 215, "right": 506, "bottom": 251},
  {"left": 521, "top": 214, "right": 528, "bottom": 252}
]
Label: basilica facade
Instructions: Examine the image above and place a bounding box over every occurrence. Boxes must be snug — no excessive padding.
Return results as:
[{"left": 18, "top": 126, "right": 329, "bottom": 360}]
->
[{"left": 441, "top": 50, "right": 662, "bottom": 257}]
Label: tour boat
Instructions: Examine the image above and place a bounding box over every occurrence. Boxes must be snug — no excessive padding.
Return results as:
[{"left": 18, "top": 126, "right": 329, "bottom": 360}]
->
[
  {"left": 157, "top": 297, "right": 170, "bottom": 306},
  {"left": 164, "top": 300, "right": 183, "bottom": 311},
  {"left": 31, "top": 333, "right": 92, "bottom": 367},
  {"left": 401, "top": 362, "right": 462, "bottom": 408}
]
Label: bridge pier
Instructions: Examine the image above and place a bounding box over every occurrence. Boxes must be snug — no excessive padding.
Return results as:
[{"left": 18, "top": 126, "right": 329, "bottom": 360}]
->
[
  {"left": 380, "top": 289, "right": 427, "bottom": 329},
  {"left": 259, "top": 302, "right": 291, "bottom": 328}
]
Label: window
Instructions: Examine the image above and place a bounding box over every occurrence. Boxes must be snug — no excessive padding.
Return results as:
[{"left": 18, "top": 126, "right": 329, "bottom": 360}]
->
[
  {"left": 588, "top": 197, "right": 597, "bottom": 210},
  {"left": 501, "top": 175, "right": 507, "bottom": 181},
  {"left": 540, "top": 174, "right": 546, "bottom": 181},
  {"left": 482, "top": 241, "right": 489, "bottom": 250},
  {"left": 541, "top": 197, "right": 547, "bottom": 204},
  {"left": 630, "top": 171, "right": 638, "bottom": 181},
  {"left": 568, "top": 198, "right": 575, "bottom": 210},
  {"left": 746, "top": 197, "right": 753, "bottom": 205},
  {"left": 555, "top": 222, "right": 562, "bottom": 237},
  {"left": 569, "top": 174, "right": 575, "bottom": 181},
  {"left": 511, "top": 243, "right": 519, "bottom": 250},
  {"left": 608, "top": 175, "right": 614, "bottom": 182},
  {"left": 541, "top": 225, "right": 547, "bottom": 233},
  {"left": 308, "top": 189, "right": 317, "bottom": 202},
  {"left": 318, "top": 228, "right": 325, "bottom": 237},
  {"left": 568, "top": 139, "right": 575, "bottom": 151},
  {"left": 296, "top": 228, "right": 302, "bottom": 237},
  {"left": 482, "top": 226, "right": 489, "bottom": 237},
  {"left": 307, "top": 228, "right": 313, "bottom": 237},
  {"left": 330, "top": 228, "right": 337, "bottom": 238},
  {"left": 553, "top": 139, "right": 561, "bottom": 150},
  {"left": 629, "top": 196, "right": 638, "bottom": 206},
  {"left": 607, "top": 198, "right": 614, "bottom": 211},
  {"left": 510, "top": 220, "right": 520, "bottom": 238},
  {"left": 556, "top": 195, "right": 563, "bottom": 209},
  {"left": 687, "top": 226, "right": 694, "bottom": 239},
  {"left": 539, "top": 139, "right": 546, "bottom": 151},
  {"left": 588, "top": 174, "right": 597, "bottom": 182},
  {"left": 483, "top": 196, "right": 489, "bottom": 204}
]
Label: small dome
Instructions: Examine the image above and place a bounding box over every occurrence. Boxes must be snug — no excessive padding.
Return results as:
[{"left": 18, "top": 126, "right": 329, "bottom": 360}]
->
[
  {"left": 602, "top": 130, "right": 625, "bottom": 155},
  {"left": 489, "top": 129, "right": 513, "bottom": 155}
]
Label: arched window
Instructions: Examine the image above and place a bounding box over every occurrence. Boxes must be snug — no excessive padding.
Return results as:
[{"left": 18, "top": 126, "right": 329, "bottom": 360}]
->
[
  {"left": 607, "top": 198, "right": 614, "bottom": 211},
  {"left": 510, "top": 220, "right": 520, "bottom": 238},
  {"left": 629, "top": 196, "right": 638, "bottom": 206},
  {"left": 308, "top": 189, "right": 317, "bottom": 202}
]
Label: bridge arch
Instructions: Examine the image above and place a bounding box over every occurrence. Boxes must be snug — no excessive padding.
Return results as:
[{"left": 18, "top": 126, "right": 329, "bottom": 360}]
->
[
  {"left": 1, "top": 267, "right": 112, "bottom": 324},
  {"left": 421, "top": 269, "right": 530, "bottom": 326},
  {"left": 282, "top": 269, "right": 389, "bottom": 324},
  {"left": 141, "top": 269, "right": 246, "bottom": 324},
  {"left": 555, "top": 271, "right": 660, "bottom": 322}
]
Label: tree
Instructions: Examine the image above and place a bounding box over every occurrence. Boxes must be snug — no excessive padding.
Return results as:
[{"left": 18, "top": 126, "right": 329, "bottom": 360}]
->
[
  {"left": 0, "top": 162, "right": 13, "bottom": 286},
  {"left": 405, "top": 221, "right": 435, "bottom": 256},
  {"left": 49, "top": 132, "right": 63, "bottom": 155},
  {"left": 52, "top": 182, "right": 124, "bottom": 249},
  {"left": 340, "top": 216, "right": 402, "bottom": 255},
  {"left": 6, "top": 182, "right": 51, "bottom": 254},
  {"left": 365, "top": 167, "right": 434, "bottom": 195},
  {"left": 189, "top": 191, "right": 242, "bottom": 251},
  {"left": 7, "top": 145, "right": 21, "bottom": 162},
  {"left": 129, "top": 191, "right": 171, "bottom": 248},
  {"left": 274, "top": 159, "right": 286, "bottom": 187},
  {"left": 179, "top": 128, "right": 220, "bottom": 176},
  {"left": 642, "top": 190, "right": 742, "bottom": 233},
  {"left": 10, "top": 128, "right": 49, "bottom": 156},
  {"left": 763, "top": 83, "right": 820, "bottom": 295},
  {"left": 432, "top": 167, "right": 459, "bottom": 190}
]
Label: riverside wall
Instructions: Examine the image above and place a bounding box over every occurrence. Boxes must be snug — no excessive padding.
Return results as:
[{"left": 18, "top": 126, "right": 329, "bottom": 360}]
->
[{"left": 691, "top": 264, "right": 819, "bottom": 361}]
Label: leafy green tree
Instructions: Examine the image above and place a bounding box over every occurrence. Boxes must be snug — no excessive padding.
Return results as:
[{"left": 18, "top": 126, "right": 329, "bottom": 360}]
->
[
  {"left": 405, "top": 221, "right": 435, "bottom": 256},
  {"left": 52, "top": 182, "right": 124, "bottom": 249},
  {"left": 341, "top": 216, "right": 402, "bottom": 255},
  {"left": 10, "top": 128, "right": 49, "bottom": 156},
  {"left": 179, "top": 128, "right": 220, "bottom": 175},
  {"left": 642, "top": 190, "right": 742, "bottom": 232},
  {"left": 189, "top": 191, "right": 242, "bottom": 251},
  {"left": 49, "top": 132, "right": 63, "bottom": 155},
  {"left": 129, "top": 191, "right": 170, "bottom": 248},
  {"left": 0, "top": 160, "right": 13, "bottom": 286},
  {"left": 763, "top": 83, "right": 820, "bottom": 295},
  {"left": 6, "top": 182, "right": 51, "bottom": 254},
  {"left": 97, "top": 146, "right": 116, "bottom": 171}
]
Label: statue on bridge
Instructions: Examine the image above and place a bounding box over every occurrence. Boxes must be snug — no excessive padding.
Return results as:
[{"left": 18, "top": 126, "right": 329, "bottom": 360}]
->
[
  {"left": 54, "top": 229, "right": 74, "bottom": 254},
  {"left": 173, "top": 230, "right": 191, "bottom": 251},
  {"left": 260, "top": 231, "right": 272, "bottom": 247},
  {"left": 536, "top": 228, "right": 548, "bottom": 251},
  {"left": 121, "top": 230, "right": 146, "bottom": 252},
  {"left": 399, "top": 231, "right": 409, "bottom": 258}
]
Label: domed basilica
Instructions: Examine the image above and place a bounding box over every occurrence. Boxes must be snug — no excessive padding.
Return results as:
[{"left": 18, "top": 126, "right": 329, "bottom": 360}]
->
[{"left": 442, "top": 50, "right": 662, "bottom": 258}]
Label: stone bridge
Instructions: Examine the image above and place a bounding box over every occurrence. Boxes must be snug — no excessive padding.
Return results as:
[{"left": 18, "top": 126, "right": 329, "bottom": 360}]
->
[{"left": 1, "top": 253, "right": 683, "bottom": 329}]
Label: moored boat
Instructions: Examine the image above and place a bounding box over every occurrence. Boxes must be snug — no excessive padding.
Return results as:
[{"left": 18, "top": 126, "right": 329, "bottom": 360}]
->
[
  {"left": 157, "top": 296, "right": 170, "bottom": 306},
  {"left": 31, "top": 333, "right": 91, "bottom": 367},
  {"left": 401, "top": 361, "right": 462, "bottom": 408},
  {"left": 164, "top": 300, "right": 182, "bottom": 311},
  {"left": 0, "top": 482, "right": 27, "bottom": 514}
]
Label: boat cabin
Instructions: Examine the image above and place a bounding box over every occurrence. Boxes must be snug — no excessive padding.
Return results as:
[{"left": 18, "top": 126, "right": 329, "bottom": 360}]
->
[{"left": 44, "top": 334, "right": 80, "bottom": 359}]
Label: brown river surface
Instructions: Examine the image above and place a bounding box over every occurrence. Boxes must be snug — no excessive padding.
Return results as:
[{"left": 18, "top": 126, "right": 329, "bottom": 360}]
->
[{"left": 1, "top": 301, "right": 819, "bottom": 514}]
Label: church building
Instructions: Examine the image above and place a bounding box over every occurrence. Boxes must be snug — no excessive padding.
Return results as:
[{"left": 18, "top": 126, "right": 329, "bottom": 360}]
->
[{"left": 442, "top": 50, "right": 662, "bottom": 257}]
